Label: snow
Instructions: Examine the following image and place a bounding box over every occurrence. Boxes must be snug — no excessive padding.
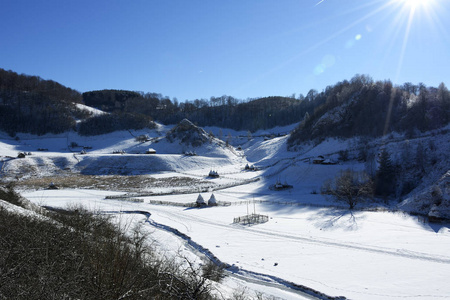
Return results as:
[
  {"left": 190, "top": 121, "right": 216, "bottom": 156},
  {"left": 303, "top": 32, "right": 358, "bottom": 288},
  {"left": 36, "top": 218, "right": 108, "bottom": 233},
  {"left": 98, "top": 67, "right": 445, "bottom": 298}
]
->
[
  {"left": 0, "top": 199, "right": 44, "bottom": 219},
  {"left": 21, "top": 188, "right": 450, "bottom": 300},
  {"left": 75, "top": 103, "right": 107, "bottom": 116},
  {"left": 2, "top": 123, "right": 450, "bottom": 300}
]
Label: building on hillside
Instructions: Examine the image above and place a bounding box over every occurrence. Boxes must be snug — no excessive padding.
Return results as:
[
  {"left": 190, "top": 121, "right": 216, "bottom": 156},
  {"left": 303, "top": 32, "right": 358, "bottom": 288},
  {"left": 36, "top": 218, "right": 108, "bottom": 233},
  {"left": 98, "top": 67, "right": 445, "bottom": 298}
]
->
[
  {"left": 146, "top": 148, "right": 156, "bottom": 154},
  {"left": 322, "top": 158, "right": 337, "bottom": 165},
  {"left": 269, "top": 179, "right": 293, "bottom": 191},
  {"left": 313, "top": 155, "right": 325, "bottom": 164}
]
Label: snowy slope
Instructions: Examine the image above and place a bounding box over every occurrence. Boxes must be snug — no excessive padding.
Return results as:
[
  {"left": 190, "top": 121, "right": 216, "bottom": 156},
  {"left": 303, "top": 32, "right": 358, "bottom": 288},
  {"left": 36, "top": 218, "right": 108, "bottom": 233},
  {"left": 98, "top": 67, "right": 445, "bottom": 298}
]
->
[
  {"left": 21, "top": 188, "right": 450, "bottom": 300},
  {"left": 75, "top": 103, "right": 107, "bottom": 116},
  {"left": 0, "top": 123, "right": 243, "bottom": 179},
  {"left": 2, "top": 122, "right": 450, "bottom": 299}
]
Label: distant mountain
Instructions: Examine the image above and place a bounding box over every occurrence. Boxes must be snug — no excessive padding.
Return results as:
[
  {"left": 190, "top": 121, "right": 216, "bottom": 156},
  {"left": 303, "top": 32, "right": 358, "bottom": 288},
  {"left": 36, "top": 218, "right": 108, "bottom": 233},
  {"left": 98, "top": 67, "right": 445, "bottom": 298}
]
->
[{"left": 163, "top": 118, "right": 236, "bottom": 157}]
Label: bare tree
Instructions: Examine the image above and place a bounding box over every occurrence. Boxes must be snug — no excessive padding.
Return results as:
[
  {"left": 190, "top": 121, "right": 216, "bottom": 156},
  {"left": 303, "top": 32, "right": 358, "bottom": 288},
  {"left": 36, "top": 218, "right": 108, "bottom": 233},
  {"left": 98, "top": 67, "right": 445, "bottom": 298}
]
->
[{"left": 322, "top": 169, "right": 373, "bottom": 209}]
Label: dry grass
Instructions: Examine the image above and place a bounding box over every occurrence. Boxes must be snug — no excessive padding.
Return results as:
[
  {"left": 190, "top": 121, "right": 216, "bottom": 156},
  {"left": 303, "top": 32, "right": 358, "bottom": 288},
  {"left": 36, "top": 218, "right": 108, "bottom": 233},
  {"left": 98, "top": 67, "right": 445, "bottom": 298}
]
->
[
  {"left": 13, "top": 174, "right": 213, "bottom": 192},
  {"left": 0, "top": 202, "right": 218, "bottom": 300}
]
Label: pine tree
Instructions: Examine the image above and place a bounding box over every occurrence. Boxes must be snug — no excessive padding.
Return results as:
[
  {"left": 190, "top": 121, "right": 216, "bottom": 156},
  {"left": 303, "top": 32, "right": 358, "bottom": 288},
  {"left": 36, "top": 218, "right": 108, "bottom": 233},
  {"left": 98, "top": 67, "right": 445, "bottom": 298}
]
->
[
  {"left": 375, "top": 149, "right": 396, "bottom": 196},
  {"left": 415, "top": 142, "right": 427, "bottom": 173}
]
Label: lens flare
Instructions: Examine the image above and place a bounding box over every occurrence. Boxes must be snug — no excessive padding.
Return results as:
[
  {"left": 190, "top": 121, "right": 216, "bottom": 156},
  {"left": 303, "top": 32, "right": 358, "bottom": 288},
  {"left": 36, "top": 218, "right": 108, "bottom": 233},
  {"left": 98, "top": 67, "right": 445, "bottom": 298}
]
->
[
  {"left": 399, "top": 0, "right": 430, "bottom": 9},
  {"left": 394, "top": 0, "right": 438, "bottom": 14}
]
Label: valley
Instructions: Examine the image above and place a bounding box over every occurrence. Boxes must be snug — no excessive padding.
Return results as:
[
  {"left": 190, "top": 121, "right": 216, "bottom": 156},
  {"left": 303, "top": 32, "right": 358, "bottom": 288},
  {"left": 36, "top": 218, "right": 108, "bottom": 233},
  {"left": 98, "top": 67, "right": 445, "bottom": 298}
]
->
[{"left": 2, "top": 122, "right": 449, "bottom": 299}]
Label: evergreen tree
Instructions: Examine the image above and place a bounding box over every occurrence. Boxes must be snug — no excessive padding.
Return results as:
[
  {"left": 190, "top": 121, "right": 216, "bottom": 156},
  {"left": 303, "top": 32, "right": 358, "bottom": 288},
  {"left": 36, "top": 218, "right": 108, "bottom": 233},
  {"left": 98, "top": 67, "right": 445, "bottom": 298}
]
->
[
  {"left": 375, "top": 149, "right": 396, "bottom": 196},
  {"left": 437, "top": 82, "right": 450, "bottom": 124},
  {"left": 415, "top": 142, "right": 427, "bottom": 174}
]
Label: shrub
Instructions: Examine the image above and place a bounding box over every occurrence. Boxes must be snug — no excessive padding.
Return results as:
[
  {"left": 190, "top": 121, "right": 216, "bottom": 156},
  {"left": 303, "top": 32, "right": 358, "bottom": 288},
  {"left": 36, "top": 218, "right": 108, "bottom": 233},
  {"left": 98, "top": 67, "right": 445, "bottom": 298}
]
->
[
  {"left": 135, "top": 134, "right": 150, "bottom": 143},
  {"left": 338, "top": 149, "right": 349, "bottom": 161},
  {"left": 431, "top": 185, "right": 443, "bottom": 206},
  {"left": 202, "top": 260, "right": 225, "bottom": 282},
  {"left": 0, "top": 184, "right": 23, "bottom": 208},
  {"left": 0, "top": 198, "right": 216, "bottom": 299}
]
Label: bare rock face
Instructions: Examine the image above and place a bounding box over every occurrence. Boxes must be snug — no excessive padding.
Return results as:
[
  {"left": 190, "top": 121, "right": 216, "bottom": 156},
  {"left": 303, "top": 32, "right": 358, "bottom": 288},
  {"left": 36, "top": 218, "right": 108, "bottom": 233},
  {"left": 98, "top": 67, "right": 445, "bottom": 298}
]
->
[{"left": 166, "top": 119, "right": 210, "bottom": 147}]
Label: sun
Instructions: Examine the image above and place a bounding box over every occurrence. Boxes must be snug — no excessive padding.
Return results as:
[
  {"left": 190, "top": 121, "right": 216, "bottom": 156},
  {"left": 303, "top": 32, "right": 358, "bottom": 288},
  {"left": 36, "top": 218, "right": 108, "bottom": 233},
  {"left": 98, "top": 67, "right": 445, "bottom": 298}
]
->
[{"left": 397, "top": 0, "right": 433, "bottom": 10}]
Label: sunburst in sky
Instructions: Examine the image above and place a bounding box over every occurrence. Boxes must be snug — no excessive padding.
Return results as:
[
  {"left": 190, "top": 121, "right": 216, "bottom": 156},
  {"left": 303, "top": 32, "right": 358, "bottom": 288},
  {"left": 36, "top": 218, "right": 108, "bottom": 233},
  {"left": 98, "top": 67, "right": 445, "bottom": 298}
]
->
[
  {"left": 385, "top": 0, "right": 443, "bottom": 81},
  {"left": 312, "top": 0, "right": 447, "bottom": 84},
  {"left": 0, "top": 0, "right": 449, "bottom": 100}
]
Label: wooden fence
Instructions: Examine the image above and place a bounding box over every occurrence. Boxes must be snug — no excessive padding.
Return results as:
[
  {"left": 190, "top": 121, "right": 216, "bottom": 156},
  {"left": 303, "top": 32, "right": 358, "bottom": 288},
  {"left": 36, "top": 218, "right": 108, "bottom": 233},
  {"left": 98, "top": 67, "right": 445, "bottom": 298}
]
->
[{"left": 233, "top": 213, "right": 269, "bottom": 225}]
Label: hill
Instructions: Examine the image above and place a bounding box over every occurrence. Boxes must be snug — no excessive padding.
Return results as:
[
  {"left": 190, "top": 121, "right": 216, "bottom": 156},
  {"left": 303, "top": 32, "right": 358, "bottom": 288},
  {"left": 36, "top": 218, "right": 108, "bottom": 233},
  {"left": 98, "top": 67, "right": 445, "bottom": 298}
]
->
[
  {"left": 288, "top": 75, "right": 450, "bottom": 147},
  {"left": 0, "top": 69, "right": 84, "bottom": 136},
  {"left": 2, "top": 70, "right": 449, "bottom": 139},
  {"left": 0, "top": 120, "right": 241, "bottom": 187},
  {"left": 3, "top": 127, "right": 449, "bottom": 300},
  {"left": 0, "top": 70, "right": 157, "bottom": 137}
]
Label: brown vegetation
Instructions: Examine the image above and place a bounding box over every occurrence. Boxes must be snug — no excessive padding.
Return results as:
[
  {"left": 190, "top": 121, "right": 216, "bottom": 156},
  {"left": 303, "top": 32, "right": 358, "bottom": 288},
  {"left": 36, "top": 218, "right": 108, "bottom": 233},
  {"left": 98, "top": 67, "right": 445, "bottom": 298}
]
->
[
  {"left": 0, "top": 191, "right": 222, "bottom": 299},
  {"left": 13, "top": 174, "right": 212, "bottom": 192}
]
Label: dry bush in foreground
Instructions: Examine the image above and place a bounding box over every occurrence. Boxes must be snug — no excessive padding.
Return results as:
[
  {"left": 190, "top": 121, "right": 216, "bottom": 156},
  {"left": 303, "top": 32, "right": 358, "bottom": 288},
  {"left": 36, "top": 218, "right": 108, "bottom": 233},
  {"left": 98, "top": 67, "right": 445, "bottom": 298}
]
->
[{"left": 0, "top": 196, "right": 219, "bottom": 299}]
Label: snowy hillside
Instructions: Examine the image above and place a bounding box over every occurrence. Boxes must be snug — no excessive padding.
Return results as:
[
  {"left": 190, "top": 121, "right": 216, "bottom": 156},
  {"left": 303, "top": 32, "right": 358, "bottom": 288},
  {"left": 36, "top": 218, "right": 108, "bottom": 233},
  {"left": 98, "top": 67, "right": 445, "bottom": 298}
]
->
[
  {"left": 1, "top": 121, "right": 450, "bottom": 299},
  {"left": 75, "top": 103, "right": 107, "bottom": 116},
  {"left": 1, "top": 120, "right": 243, "bottom": 179}
]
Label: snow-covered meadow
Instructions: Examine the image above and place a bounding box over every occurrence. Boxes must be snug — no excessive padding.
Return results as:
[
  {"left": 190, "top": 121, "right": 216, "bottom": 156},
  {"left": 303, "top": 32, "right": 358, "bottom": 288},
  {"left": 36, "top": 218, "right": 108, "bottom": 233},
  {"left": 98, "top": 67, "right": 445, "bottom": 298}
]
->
[
  {"left": 2, "top": 124, "right": 450, "bottom": 299},
  {"left": 21, "top": 184, "right": 450, "bottom": 300}
]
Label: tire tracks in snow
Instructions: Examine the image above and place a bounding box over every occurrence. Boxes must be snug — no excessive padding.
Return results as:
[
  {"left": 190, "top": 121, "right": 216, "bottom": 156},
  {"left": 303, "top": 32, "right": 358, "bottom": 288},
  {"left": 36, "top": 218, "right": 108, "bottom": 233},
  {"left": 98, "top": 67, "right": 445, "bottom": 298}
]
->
[
  {"left": 148, "top": 207, "right": 450, "bottom": 265},
  {"left": 105, "top": 210, "right": 344, "bottom": 300}
]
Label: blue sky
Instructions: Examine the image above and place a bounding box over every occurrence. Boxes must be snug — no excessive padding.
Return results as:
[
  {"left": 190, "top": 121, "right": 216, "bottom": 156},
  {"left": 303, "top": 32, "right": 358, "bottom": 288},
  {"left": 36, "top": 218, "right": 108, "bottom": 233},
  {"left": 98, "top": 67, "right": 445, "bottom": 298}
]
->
[{"left": 1, "top": 0, "right": 449, "bottom": 101}]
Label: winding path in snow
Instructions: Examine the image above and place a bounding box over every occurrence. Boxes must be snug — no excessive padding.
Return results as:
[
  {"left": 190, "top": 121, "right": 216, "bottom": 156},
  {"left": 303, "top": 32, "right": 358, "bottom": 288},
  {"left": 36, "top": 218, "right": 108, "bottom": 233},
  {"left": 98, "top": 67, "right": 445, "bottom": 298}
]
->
[
  {"left": 100, "top": 210, "right": 340, "bottom": 300},
  {"left": 148, "top": 206, "right": 450, "bottom": 265}
]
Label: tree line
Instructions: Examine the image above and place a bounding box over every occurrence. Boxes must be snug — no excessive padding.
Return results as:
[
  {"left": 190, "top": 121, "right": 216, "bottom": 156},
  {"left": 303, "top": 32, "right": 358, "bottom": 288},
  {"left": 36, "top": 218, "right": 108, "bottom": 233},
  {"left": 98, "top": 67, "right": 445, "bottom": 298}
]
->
[
  {"left": 0, "top": 69, "right": 84, "bottom": 135},
  {"left": 0, "top": 69, "right": 155, "bottom": 136},
  {"left": 83, "top": 76, "right": 449, "bottom": 137},
  {"left": 322, "top": 138, "right": 445, "bottom": 209},
  {"left": 288, "top": 74, "right": 450, "bottom": 147},
  {"left": 82, "top": 90, "right": 320, "bottom": 132},
  {"left": 1, "top": 69, "right": 449, "bottom": 137}
]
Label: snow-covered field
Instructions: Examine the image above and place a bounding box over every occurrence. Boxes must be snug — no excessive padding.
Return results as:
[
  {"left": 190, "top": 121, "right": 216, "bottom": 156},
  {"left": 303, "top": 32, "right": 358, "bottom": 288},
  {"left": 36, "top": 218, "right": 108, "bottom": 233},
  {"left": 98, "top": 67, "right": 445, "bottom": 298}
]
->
[
  {"left": 2, "top": 124, "right": 450, "bottom": 299},
  {"left": 20, "top": 185, "right": 450, "bottom": 300}
]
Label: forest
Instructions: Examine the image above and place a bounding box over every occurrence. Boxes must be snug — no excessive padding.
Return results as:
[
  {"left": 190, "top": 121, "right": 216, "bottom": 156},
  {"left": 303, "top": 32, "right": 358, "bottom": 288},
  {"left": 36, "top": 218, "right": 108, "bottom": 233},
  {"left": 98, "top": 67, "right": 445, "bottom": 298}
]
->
[
  {"left": 287, "top": 75, "right": 450, "bottom": 147},
  {"left": 1, "top": 69, "right": 449, "bottom": 139}
]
